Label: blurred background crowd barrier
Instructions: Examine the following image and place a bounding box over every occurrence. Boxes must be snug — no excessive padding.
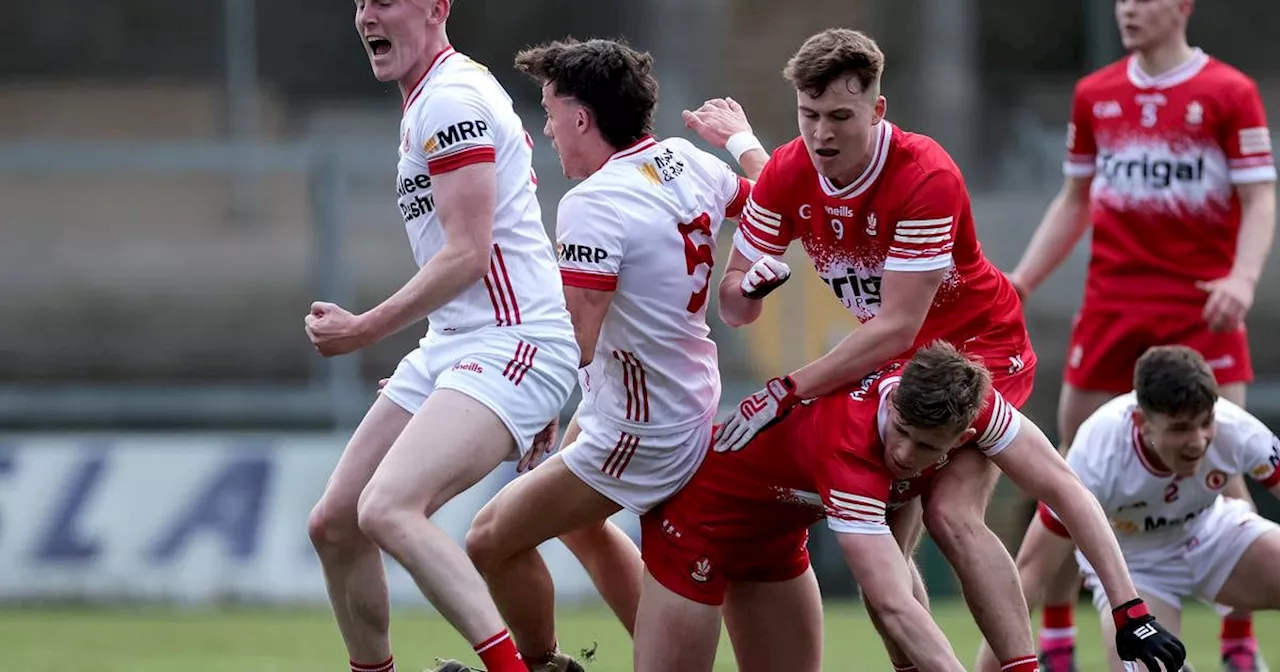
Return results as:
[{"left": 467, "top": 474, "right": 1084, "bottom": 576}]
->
[{"left": 2, "top": 0, "right": 1279, "bottom": 606}]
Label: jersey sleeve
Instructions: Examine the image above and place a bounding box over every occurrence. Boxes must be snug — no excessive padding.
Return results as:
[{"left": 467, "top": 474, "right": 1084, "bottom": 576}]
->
[
  {"left": 1239, "top": 427, "right": 1280, "bottom": 489},
  {"left": 415, "top": 82, "right": 498, "bottom": 175},
  {"left": 1222, "top": 77, "right": 1277, "bottom": 185},
  {"left": 1063, "top": 81, "right": 1098, "bottom": 178},
  {"left": 970, "top": 388, "right": 1022, "bottom": 458},
  {"left": 555, "top": 191, "right": 625, "bottom": 291},
  {"left": 732, "top": 155, "right": 796, "bottom": 261},
  {"left": 884, "top": 170, "right": 963, "bottom": 273},
  {"left": 818, "top": 432, "right": 894, "bottom": 536}
]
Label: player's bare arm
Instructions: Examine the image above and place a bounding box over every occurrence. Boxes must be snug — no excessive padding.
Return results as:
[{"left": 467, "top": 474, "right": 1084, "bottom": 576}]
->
[
  {"left": 682, "top": 97, "right": 768, "bottom": 181},
  {"left": 307, "top": 161, "right": 498, "bottom": 357},
  {"left": 717, "top": 247, "right": 774, "bottom": 327},
  {"left": 1008, "top": 175, "right": 1092, "bottom": 298},
  {"left": 1012, "top": 513, "right": 1077, "bottom": 613},
  {"left": 790, "top": 266, "right": 944, "bottom": 399},
  {"left": 837, "top": 531, "right": 966, "bottom": 672},
  {"left": 562, "top": 285, "right": 614, "bottom": 367},
  {"left": 991, "top": 418, "right": 1139, "bottom": 612},
  {"left": 1199, "top": 180, "right": 1276, "bottom": 331}
]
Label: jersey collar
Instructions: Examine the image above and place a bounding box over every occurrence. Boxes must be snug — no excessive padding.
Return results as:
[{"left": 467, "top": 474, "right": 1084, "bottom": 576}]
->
[
  {"left": 604, "top": 135, "right": 658, "bottom": 165},
  {"left": 875, "top": 376, "right": 900, "bottom": 445},
  {"left": 1130, "top": 423, "right": 1174, "bottom": 477},
  {"left": 819, "top": 121, "right": 893, "bottom": 200},
  {"left": 402, "top": 46, "right": 458, "bottom": 112},
  {"left": 1126, "top": 48, "right": 1208, "bottom": 90}
]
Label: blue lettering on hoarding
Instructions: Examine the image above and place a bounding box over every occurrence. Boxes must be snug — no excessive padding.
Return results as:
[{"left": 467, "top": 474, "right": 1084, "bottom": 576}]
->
[
  {"left": 34, "top": 443, "right": 109, "bottom": 562},
  {"left": 149, "top": 449, "right": 274, "bottom": 562}
]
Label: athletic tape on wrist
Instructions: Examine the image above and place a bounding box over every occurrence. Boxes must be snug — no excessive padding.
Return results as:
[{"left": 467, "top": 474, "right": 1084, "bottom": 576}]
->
[{"left": 726, "top": 132, "right": 764, "bottom": 163}]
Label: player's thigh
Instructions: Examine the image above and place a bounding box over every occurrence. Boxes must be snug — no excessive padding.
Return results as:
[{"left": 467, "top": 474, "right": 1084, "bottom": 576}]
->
[
  {"left": 467, "top": 453, "right": 622, "bottom": 564},
  {"left": 311, "top": 394, "right": 413, "bottom": 529},
  {"left": 722, "top": 568, "right": 823, "bottom": 672},
  {"left": 1056, "top": 383, "right": 1119, "bottom": 453},
  {"left": 633, "top": 570, "right": 721, "bottom": 672},
  {"left": 887, "top": 497, "right": 925, "bottom": 554},
  {"left": 360, "top": 388, "right": 516, "bottom": 519},
  {"left": 1212, "top": 527, "right": 1280, "bottom": 610},
  {"left": 923, "top": 448, "right": 1000, "bottom": 529}
]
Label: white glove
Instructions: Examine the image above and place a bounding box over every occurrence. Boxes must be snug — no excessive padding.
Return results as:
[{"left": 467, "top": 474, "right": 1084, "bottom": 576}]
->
[
  {"left": 740, "top": 255, "right": 792, "bottom": 299},
  {"left": 713, "top": 376, "right": 800, "bottom": 453}
]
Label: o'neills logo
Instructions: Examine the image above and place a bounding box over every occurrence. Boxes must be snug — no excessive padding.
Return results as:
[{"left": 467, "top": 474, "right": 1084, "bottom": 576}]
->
[
  {"left": 825, "top": 204, "right": 856, "bottom": 218},
  {"left": 452, "top": 361, "right": 483, "bottom": 374}
]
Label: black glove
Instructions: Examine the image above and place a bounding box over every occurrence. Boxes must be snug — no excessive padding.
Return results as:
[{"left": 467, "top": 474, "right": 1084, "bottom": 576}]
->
[{"left": 1113, "top": 598, "right": 1186, "bottom": 671}]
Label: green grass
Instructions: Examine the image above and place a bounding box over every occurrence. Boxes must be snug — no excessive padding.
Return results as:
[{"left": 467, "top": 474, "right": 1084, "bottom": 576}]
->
[{"left": 0, "top": 601, "right": 1273, "bottom": 671}]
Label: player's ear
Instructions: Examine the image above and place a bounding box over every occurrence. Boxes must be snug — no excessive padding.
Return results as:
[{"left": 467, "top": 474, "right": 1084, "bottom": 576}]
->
[
  {"left": 873, "top": 95, "right": 887, "bottom": 124},
  {"left": 575, "top": 105, "right": 591, "bottom": 134},
  {"left": 1131, "top": 407, "right": 1147, "bottom": 430},
  {"left": 957, "top": 426, "right": 977, "bottom": 447}
]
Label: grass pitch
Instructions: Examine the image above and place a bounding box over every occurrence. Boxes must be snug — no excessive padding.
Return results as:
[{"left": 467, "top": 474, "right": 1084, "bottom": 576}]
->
[{"left": 2, "top": 601, "right": 1273, "bottom": 671}]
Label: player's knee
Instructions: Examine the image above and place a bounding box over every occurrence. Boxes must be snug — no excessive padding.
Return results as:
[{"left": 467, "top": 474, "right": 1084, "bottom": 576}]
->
[
  {"left": 463, "top": 510, "right": 503, "bottom": 571},
  {"left": 354, "top": 486, "right": 402, "bottom": 549},
  {"left": 307, "top": 497, "right": 362, "bottom": 553}
]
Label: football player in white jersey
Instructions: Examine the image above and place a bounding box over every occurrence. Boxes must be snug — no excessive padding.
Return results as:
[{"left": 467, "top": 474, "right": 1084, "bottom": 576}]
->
[
  {"left": 981, "top": 346, "right": 1280, "bottom": 672},
  {"left": 461, "top": 38, "right": 753, "bottom": 669},
  {"left": 303, "top": 3, "right": 578, "bottom": 672}
]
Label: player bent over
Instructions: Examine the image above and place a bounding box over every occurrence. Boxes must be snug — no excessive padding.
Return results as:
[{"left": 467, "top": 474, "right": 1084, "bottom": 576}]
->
[
  {"left": 304, "top": 3, "right": 579, "bottom": 672},
  {"left": 635, "top": 342, "right": 1185, "bottom": 672},
  {"left": 985, "top": 346, "right": 1280, "bottom": 672},
  {"left": 684, "top": 28, "right": 1044, "bottom": 668},
  {"left": 1005, "top": 1, "right": 1276, "bottom": 666},
  {"left": 461, "top": 38, "right": 753, "bottom": 670}
]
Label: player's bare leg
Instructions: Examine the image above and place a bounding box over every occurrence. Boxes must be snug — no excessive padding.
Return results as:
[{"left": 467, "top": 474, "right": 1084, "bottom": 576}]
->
[
  {"left": 309, "top": 394, "right": 413, "bottom": 669},
  {"left": 1037, "top": 382, "right": 1119, "bottom": 671},
  {"left": 1097, "top": 591, "right": 1181, "bottom": 672},
  {"left": 1212, "top": 529, "right": 1280, "bottom": 672},
  {"left": 633, "top": 570, "right": 721, "bottom": 672},
  {"left": 925, "top": 449, "right": 1038, "bottom": 671},
  {"left": 356, "top": 389, "right": 522, "bottom": 667},
  {"left": 466, "top": 454, "right": 622, "bottom": 664},
  {"left": 722, "top": 570, "right": 823, "bottom": 672},
  {"left": 559, "top": 520, "right": 642, "bottom": 635}
]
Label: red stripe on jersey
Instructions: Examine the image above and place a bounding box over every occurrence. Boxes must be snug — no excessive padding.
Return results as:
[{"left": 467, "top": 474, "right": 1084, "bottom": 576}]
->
[
  {"left": 502, "top": 341, "right": 525, "bottom": 379},
  {"left": 738, "top": 222, "right": 788, "bottom": 256},
  {"left": 486, "top": 257, "right": 514, "bottom": 326},
  {"left": 726, "top": 176, "right": 752, "bottom": 219},
  {"left": 427, "top": 145, "right": 496, "bottom": 174},
  {"left": 561, "top": 268, "right": 618, "bottom": 291},
  {"left": 514, "top": 343, "right": 536, "bottom": 385},
  {"left": 492, "top": 244, "right": 522, "bottom": 325},
  {"left": 626, "top": 352, "right": 650, "bottom": 422},
  {"left": 1037, "top": 502, "right": 1071, "bottom": 538},
  {"left": 402, "top": 46, "right": 456, "bottom": 112},
  {"left": 612, "top": 351, "right": 651, "bottom": 423}
]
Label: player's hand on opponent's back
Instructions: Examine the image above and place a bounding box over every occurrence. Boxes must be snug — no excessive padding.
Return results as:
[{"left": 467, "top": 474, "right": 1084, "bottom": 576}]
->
[
  {"left": 714, "top": 375, "right": 800, "bottom": 453},
  {"left": 682, "top": 97, "right": 753, "bottom": 150},
  {"left": 741, "top": 255, "right": 792, "bottom": 299},
  {"left": 518, "top": 417, "right": 559, "bottom": 473},
  {"left": 1112, "top": 598, "right": 1187, "bottom": 672},
  {"left": 1197, "top": 273, "right": 1254, "bottom": 332},
  {"left": 305, "top": 301, "right": 373, "bottom": 357}
]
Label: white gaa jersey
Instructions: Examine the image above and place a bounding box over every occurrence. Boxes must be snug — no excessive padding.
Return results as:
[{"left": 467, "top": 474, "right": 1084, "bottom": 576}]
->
[
  {"left": 397, "top": 47, "right": 570, "bottom": 335},
  {"left": 1047, "top": 392, "right": 1280, "bottom": 550},
  {"left": 557, "top": 136, "right": 751, "bottom": 434}
]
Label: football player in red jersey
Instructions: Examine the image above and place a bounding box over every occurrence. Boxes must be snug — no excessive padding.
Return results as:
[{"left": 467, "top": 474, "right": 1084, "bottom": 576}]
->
[
  {"left": 683, "top": 28, "right": 1042, "bottom": 670},
  {"left": 1003, "top": 1, "right": 1276, "bottom": 668},
  {"left": 633, "top": 342, "right": 1185, "bottom": 672}
]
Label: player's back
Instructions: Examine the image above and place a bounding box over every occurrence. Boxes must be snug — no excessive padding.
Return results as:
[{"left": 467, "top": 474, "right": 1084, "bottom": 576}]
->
[
  {"left": 1067, "top": 52, "right": 1277, "bottom": 311},
  {"left": 1067, "top": 392, "right": 1272, "bottom": 546},
  {"left": 398, "top": 48, "right": 569, "bottom": 335},
  {"left": 562, "top": 136, "right": 748, "bottom": 433}
]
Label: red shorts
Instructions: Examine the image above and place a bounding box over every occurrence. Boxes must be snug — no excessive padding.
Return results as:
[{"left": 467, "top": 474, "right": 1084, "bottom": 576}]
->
[
  {"left": 640, "top": 492, "right": 814, "bottom": 606},
  {"left": 889, "top": 359, "right": 1037, "bottom": 504},
  {"left": 1064, "top": 307, "right": 1253, "bottom": 393}
]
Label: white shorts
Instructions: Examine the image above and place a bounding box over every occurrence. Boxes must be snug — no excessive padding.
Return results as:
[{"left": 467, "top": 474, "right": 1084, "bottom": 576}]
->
[
  {"left": 1080, "top": 497, "right": 1278, "bottom": 611},
  {"left": 381, "top": 325, "right": 579, "bottom": 459},
  {"left": 559, "top": 405, "right": 712, "bottom": 515}
]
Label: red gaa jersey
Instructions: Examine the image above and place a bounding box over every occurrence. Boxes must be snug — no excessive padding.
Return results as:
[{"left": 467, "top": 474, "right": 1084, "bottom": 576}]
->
[{"left": 1065, "top": 50, "right": 1276, "bottom": 312}]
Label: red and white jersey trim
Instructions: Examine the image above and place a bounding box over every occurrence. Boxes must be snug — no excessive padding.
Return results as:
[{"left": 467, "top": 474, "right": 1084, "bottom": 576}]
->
[
  {"left": 820, "top": 121, "right": 894, "bottom": 199},
  {"left": 886, "top": 215, "right": 956, "bottom": 271},
  {"left": 601, "top": 431, "right": 641, "bottom": 478},
  {"left": 612, "top": 350, "right": 651, "bottom": 423},
  {"left": 1126, "top": 48, "right": 1208, "bottom": 90},
  {"left": 483, "top": 244, "right": 522, "bottom": 327}
]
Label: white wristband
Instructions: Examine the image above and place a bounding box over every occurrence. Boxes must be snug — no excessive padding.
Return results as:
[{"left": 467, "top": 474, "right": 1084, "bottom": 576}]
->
[{"left": 725, "top": 132, "right": 764, "bottom": 163}]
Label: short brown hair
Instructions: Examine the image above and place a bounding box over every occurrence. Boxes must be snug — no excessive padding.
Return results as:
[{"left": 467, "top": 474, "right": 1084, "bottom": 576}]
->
[
  {"left": 893, "top": 341, "right": 992, "bottom": 432},
  {"left": 514, "top": 38, "right": 658, "bottom": 150},
  {"left": 1134, "top": 345, "right": 1218, "bottom": 418},
  {"left": 784, "top": 28, "right": 885, "bottom": 98}
]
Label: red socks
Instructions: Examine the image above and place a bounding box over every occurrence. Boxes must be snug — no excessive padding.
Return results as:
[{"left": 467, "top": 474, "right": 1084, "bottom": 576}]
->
[
  {"left": 351, "top": 657, "right": 395, "bottom": 672},
  {"left": 475, "top": 630, "right": 525, "bottom": 672}
]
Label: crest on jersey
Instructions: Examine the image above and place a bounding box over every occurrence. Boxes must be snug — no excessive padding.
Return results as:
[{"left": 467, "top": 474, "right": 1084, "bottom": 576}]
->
[
  {"left": 402, "top": 128, "right": 412, "bottom": 153},
  {"left": 1204, "top": 469, "right": 1229, "bottom": 490},
  {"left": 1185, "top": 101, "right": 1203, "bottom": 126},
  {"left": 690, "top": 556, "right": 712, "bottom": 583},
  {"left": 865, "top": 211, "right": 878, "bottom": 236},
  {"left": 423, "top": 134, "right": 439, "bottom": 154}
]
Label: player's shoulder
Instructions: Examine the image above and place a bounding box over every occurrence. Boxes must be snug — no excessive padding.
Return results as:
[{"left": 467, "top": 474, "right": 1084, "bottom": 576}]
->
[
  {"left": 887, "top": 124, "right": 962, "bottom": 183},
  {"left": 763, "top": 137, "right": 816, "bottom": 179},
  {"left": 1075, "top": 57, "right": 1131, "bottom": 96},
  {"left": 1197, "top": 56, "right": 1262, "bottom": 96},
  {"left": 1210, "top": 396, "right": 1270, "bottom": 439},
  {"left": 1075, "top": 392, "right": 1137, "bottom": 447},
  {"left": 421, "top": 52, "right": 508, "bottom": 106}
]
